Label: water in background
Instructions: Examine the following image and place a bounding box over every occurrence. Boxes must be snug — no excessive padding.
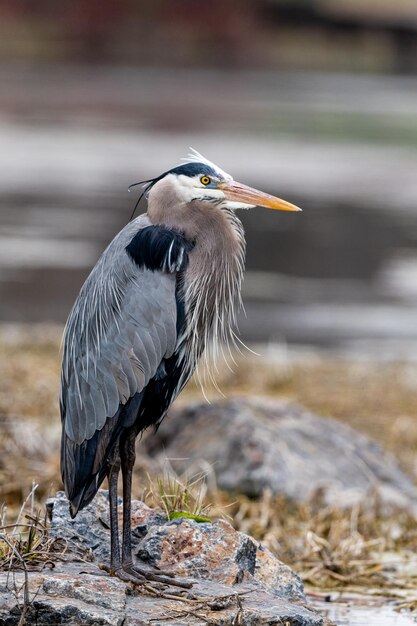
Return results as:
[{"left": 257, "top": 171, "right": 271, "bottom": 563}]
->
[
  {"left": 312, "top": 598, "right": 416, "bottom": 626},
  {"left": 2, "top": 66, "right": 417, "bottom": 354}
]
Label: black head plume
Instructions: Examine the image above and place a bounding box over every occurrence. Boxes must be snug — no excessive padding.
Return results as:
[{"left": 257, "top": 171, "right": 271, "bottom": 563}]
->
[
  {"left": 127, "top": 177, "right": 160, "bottom": 221},
  {"left": 128, "top": 162, "right": 218, "bottom": 221}
]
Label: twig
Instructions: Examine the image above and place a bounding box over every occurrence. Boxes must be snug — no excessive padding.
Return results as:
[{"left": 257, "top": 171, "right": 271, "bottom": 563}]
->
[
  {"left": 12, "top": 484, "right": 38, "bottom": 538},
  {"left": 0, "top": 532, "right": 30, "bottom": 625}
]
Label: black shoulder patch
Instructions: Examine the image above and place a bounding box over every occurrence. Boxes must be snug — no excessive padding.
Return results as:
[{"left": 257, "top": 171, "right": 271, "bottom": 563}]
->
[{"left": 126, "top": 226, "right": 194, "bottom": 273}]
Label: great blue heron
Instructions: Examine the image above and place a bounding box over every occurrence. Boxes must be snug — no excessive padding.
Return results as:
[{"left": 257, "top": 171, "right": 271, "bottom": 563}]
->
[{"left": 60, "top": 149, "right": 301, "bottom": 587}]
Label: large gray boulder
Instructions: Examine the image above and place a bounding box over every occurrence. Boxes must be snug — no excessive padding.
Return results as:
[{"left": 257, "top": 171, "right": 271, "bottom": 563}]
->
[
  {"left": 144, "top": 396, "right": 417, "bottom": 512},
  {"left": 0, "top": 491, "right": 325, "bottom": 625}
]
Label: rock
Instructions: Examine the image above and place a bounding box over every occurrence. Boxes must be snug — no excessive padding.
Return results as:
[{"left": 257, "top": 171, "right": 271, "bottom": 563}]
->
[
  {"left": 144, "top": 396, "right": 417, "bottom": 512},
  {"left": 50, "top": 490, "right": 304, "bottom": 601},
  {"left": 0, "top": 567, "right": 325, "bottom": 626},
  {"left": 41, "top": 572, "right": 127, "bottom": 612},
  {"left": 0, "top": 491, "right": 325, "bottom": 626},
  {"left": 136, "top": 517, "right": 304, "bottom": 600}
]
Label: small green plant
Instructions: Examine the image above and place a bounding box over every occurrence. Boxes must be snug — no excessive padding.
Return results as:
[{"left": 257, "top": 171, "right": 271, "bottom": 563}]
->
[
  {"left": 167, "top": 511, "right": 211, "bottom": 523},
  {"left": 146, "top": 471, "right": 212, "bottom": 523}
]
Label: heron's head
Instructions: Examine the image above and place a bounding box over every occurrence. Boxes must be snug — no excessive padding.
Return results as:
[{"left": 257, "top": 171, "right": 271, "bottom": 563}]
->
[{"left": 136, "top": 149, "right": 301, "bottom": 214}]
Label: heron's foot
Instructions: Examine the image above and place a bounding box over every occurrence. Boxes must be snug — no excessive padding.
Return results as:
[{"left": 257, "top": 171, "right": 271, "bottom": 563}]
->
[
  {"left": 100, "top": 562, "right": 192, "bottom": 590},
  {"left": 123, "top": 561, "right": 192, "bottom": 589},
  {"left": 128, "top": 562, "right": 175, "bottom": 579}
]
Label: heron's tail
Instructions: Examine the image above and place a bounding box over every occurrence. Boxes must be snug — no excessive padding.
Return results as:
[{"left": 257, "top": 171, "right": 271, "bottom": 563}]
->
[
  {"left": 68, "top": 469, "right": 107, "bottom": 518},
  {"left": 60, "top": 394, "right": 144, "bottom": 518},
  {"left": 60, "top": 418, "right": 118, "bottom": 519}
]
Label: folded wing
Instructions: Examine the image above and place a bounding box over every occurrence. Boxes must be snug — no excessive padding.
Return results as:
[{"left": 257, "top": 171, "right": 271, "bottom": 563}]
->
[{"left": 60, "top": 216, "right": 192, "bottom": 513}]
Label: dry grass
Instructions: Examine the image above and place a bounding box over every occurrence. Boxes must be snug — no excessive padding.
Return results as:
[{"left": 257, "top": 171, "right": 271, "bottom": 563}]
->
[
  {"left": 1, "top": 508, "right": 61, "bottom": 572},
  {"left": 144, "top": 471, "right": 212, "bottom": 522},
  {"left": 140, "top": 468, "right": 417, "bottom": 594},
  {"left": 0, "top": 482, "right": 89, "bottom": 572},
  {"left": 0, "top": 480, "right": 92, "bottom": 626},
  {"left": 2, "top": 325, "right": 417, "bottom": 595},
  {"left": 230, "top": 489, "right": 417, "bottom": 593}
]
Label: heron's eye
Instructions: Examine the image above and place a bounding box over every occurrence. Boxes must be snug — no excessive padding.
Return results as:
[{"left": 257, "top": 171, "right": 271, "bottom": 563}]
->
[{"left": 200, "top": 176, "right": 211, "bottom": 186}]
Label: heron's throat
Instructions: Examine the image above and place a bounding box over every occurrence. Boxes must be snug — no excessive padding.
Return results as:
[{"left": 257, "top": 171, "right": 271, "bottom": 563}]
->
[
  {"left": 147, "top": 186, "right": 246, "bottom": 378},
  {"left": 180, "top": 208, "right": 246, "bottom": 378}
]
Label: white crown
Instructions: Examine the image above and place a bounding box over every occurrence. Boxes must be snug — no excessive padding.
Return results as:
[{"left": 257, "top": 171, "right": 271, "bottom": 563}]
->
[{"left": 182, "top": 148, "right": 233, "bottom": 181}]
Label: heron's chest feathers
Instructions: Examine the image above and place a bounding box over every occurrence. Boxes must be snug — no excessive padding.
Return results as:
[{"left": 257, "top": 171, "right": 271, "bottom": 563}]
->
[
  {"left": 148, "top": 191, "right": 246, "bottom": 368},
  {"left": 177, "top": 207, "right": 246, "bottom": 372}
]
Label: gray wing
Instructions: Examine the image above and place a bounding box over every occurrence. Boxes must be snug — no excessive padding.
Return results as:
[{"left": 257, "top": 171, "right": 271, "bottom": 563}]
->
[{"left": 60, "top": 216, "right": 178, "bottom": 446}]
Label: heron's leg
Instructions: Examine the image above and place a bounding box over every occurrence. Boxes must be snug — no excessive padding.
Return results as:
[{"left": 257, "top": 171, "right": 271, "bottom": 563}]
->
[
  {"left": 118, "top": 429, "right": 192, "bottom": 590},
  {"left": 120, "top": 428, "right": 136, "bottom": 568},
  {"left": 107, "top": 457, "right": 121, "bottom": 571}
]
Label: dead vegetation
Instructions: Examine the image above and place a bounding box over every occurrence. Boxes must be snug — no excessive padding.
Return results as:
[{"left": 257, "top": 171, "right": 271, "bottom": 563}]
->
[
  {"left": 2, "top": 326, "right": 417, "bottom": 597},
  {"left": 0, "top": 482, "right": 91, "bottom": 573},
  {"left": 230, "top": 489, "right": 417, "bottom": 593},
  {"left": 143, "top": 470, "right": 417, "bottom": 595},
  {"left": 148, "top": 472, "right": 212, "bottom": 523}
]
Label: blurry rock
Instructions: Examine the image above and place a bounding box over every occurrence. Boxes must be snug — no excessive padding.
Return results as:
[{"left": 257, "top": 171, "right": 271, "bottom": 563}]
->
[
  {"left": 144, "top": 396, "right": 417, "bottom": 512},
  {"left": 0, "top": 491, "right": 324, "bottom": 626}
]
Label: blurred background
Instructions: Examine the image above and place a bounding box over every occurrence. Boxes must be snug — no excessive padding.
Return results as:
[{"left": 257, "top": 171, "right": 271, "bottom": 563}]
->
[
  {"left": 1, "top": 0, "right": 417, "bottom": 354},
  {"left": 4, "top": 8, "right": 417, "bottom": 619}
]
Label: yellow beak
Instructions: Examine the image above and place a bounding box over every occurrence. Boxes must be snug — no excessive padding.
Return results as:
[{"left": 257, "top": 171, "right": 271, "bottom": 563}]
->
[{"left": 220, "top": 180, "right": 302, "bottom": 212}]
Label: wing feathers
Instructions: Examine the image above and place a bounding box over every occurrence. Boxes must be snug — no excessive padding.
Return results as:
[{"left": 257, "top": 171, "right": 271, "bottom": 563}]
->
[{"left": 60, "top": 217, "right": 193, "bottom": 512}]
